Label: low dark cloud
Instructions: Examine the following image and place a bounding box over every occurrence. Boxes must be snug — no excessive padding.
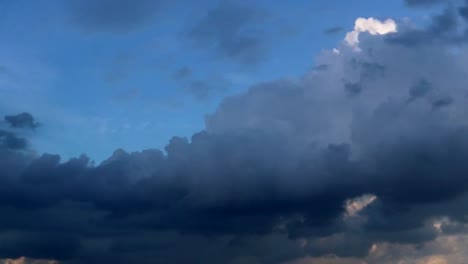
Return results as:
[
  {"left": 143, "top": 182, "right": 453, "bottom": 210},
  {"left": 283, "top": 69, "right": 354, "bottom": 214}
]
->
[
  {"left": 188, "top": 1, "right": 269, "bottom": 65},
  {"left": 69, "top": 0, "right": 164, "bottom": 33}
]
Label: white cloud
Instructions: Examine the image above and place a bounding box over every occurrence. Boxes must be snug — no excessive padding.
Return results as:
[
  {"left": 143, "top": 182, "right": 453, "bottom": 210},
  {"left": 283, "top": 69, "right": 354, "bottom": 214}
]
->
[
  {"left": 0, "top": 257, "right": 57, "bottom": 264},
  {"left": 344, "top": 194, "right": 377, "bottom": 217},
  {"left": 345, "top": 17, "right": 397, "bottom": 50}
]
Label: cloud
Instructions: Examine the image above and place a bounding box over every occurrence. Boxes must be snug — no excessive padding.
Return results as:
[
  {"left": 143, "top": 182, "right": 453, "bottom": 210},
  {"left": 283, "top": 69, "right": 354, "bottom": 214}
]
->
[
  {"left": 188, "top": 1, "right": 269, "bottom": 64},
  {"left": 324, "top": 26, "right": 344, "bottom": 35},
  {"left": 404, "top": 0, "right": 446, "bottom": 8},
  {"left": 345, "top": 17, "right": 397, "bottom": 49},
  {"left": 172, "top": 66, "right": 192, "bottom": 80},
  {"left": 172, "top": 67, "right": 231, "bottom": 101},
  {"left": 68, "top": 0, "right": 164, "bottom": 33},
  {"left": 0, "top": 257, "right": 57, "bottom": 264},
  {"left": 4, "top": 113, "right": 39, "bottom": 129},
  {"left": 387, "top": 6, "right": 462, "bottom": 46},
  {"left": 344, "top": 194, "right": 377, "bottom": 217},
  {"left": 459, "top": 0, "right": 468, "bottom": 20},
  {"left": 4, "top": 9, "right": 468, "bottom": 264},
  {"left": 0, "top": 130, "right": 27, "bottom": 150},
  {"left": 186, "top": 77, "right": 231, "bottom": 101}
]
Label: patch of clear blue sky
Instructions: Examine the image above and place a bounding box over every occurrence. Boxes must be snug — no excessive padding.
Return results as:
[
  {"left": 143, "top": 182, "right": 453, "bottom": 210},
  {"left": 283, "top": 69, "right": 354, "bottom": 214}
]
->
[{"left": 0, "top": 0, "right": 429, "bottom": 162}]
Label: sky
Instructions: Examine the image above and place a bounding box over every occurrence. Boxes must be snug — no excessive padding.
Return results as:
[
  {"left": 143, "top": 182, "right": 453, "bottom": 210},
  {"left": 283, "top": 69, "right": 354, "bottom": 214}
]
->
[
  {"left": 3, "top": 0, "right": 468, "bottom": 263},
  {"left": 0, "top": 0, "right": 421, "bottom": 161}
]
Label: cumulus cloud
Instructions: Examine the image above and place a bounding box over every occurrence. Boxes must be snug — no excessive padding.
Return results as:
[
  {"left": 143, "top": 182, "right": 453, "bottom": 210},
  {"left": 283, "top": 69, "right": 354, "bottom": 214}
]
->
[
  {"left": 4, "top": 2, "right": 468, "bottom": 263},
  {"left": 345, "top": 17, "right": 397, "bottom": 49}
]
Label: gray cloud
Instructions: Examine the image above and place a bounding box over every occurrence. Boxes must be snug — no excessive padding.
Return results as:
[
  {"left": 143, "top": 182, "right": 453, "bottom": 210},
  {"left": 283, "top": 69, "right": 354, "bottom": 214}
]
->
[
  {"left": 344, "top": 82, "right": 363, "bottom": 96},
  {"left": 387, "top": 5, "right": 463, "bottom": 46},
  {"left": 172, "top": 66, "right": 192, "bottom": 80},
  {"left": 69, "top": 0, "right": 164, "bottom": 33},
  {"left": 172, "top": 67, "right": 231, "bottom": 101},
  {"left": 324, "top": 26, "right": 344, "bottom": 35},
  {"left": 188, "top": 1, "right": 269, "bottom": 64},
  {"left": 404, "top": 0, "right": 446, "bottom": 7},
  {"left": 459, "top": 0, "right": 468, "bottom": 19},
  {"left": 408, "top": 79, "right": 432, "bottom": 102},
  {"left": 4, "top": 112, "right": 39, "bottom": 130},
  {"left": 186, "top": 77, "right": 231, "bottom": 101},
  {"left": 0, "top": 130, "right": 27, "bottom": 149}
]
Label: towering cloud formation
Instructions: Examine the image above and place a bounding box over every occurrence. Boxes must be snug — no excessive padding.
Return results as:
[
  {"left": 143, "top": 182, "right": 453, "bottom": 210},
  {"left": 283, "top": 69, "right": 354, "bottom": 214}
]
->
[{"left": 3, "top": 2, "right": 468, "bottom": 264}]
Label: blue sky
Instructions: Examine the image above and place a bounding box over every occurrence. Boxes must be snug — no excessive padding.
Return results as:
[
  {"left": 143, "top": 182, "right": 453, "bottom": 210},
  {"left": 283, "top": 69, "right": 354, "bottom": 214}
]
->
[{"left": 0, "top": 0, "right": 429, "bottom": 161}]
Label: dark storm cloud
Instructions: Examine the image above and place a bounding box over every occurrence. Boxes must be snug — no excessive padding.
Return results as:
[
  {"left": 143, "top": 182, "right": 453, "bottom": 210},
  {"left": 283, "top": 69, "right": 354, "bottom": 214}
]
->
[
  {"left": 5, "top": 11, "right": 468, "bottom": 264},
  {"left": 188, "top": 1, "right": 269, "bottom": 64},
  {"left": 69, "top": 0, "right": 163, "bottom": 33},
  {"left": 4, "top": 112, "right": 39, "bottom": 129}
]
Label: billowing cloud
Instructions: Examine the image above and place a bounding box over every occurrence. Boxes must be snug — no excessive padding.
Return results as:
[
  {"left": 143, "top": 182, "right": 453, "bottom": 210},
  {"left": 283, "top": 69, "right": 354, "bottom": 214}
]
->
[
  {"left": 4, "top": 2, "right": 468, "bottom": 263},
  {"left": 345, "top": 17, "right": 397, "bottom": 49}
]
